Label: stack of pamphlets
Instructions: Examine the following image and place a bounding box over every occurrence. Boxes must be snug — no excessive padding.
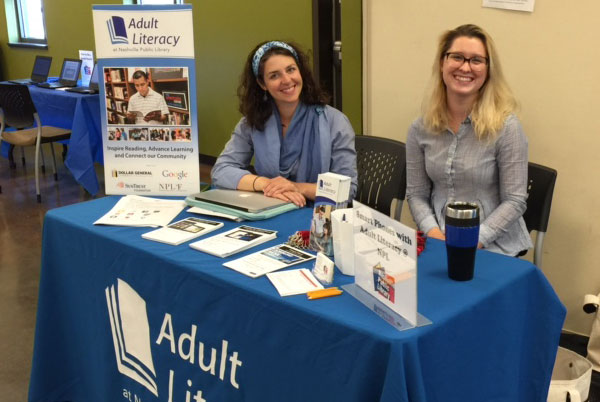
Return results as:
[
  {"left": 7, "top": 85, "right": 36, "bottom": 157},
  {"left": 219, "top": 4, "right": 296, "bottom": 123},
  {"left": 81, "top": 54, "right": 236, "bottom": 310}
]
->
[
  {"left": 309, "top": 172, "right": 351, "bottom": 255},
  {"left": 94, "top": 195, "right": 186, "bottom": 227},
  {"left": 189, "top": 225, "right": 276, "bottom": 258},
  {"left": 223, "top": 244, "right": 315, "bottom": 278},
  {"left": 142, "top": 217, "right": 223, "bottom": 245}
]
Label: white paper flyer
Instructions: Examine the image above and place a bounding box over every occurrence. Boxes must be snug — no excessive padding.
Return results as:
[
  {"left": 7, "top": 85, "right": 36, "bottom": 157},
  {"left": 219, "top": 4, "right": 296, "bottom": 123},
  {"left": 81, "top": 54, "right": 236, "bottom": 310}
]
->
[{"left": 352, "top": 201, "right": 418, "bottom": 325}]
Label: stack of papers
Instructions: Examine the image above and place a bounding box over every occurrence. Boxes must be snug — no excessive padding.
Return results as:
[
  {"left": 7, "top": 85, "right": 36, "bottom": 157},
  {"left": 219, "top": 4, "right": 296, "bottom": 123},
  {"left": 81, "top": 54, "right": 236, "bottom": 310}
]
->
[
  {"left": 187, "top": 206, "right": 243, "bottom": 222},
  {"left": 142, "top": 217, "right": 224, "bottom": 245},
  {"left": 267, "top": 269, "right": 324, "bottom": 296},
  {"left": 189, "top": 225, "right": 276, "bottom": 258},
  {"left": 94, "top": 195, "right": 186, "bottom": 227},
  {"left": 223, "top": 244, "right": 315, "bottom": 278}
]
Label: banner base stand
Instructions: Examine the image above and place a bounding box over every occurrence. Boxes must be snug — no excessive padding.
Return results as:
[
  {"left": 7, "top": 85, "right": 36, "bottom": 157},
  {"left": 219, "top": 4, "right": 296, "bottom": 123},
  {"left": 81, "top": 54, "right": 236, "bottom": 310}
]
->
[{"left": 342, "top": 283, "right": 432, "bottom": 332}]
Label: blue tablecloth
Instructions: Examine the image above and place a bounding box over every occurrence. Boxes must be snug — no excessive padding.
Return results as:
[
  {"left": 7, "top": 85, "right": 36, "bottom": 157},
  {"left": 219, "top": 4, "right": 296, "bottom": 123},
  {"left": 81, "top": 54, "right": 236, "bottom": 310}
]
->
[
  {"left": 29, "top": 197, "right": 565, "bottom": 402},
  {"left": 27, "top": 85, "right": 102, "bottom": 195}
]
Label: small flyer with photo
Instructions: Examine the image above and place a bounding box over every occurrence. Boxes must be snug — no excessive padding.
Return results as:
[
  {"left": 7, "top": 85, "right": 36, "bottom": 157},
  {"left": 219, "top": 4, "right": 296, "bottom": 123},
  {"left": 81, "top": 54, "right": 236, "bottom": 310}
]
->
[
  {"left": 309, "top": 204, "right": 333, "bottom": 255},
  {"left": 223, "top": 244, "right": 316, "bottom": 278},
  {"left": 309, "top": 172, "right": 351, "bottom": 256},
  {"left": 189, "top": 225, "right": 277, "bottom": 258},
  {"left": 142, "top": 217, "right": 223, "bottom": 246}
]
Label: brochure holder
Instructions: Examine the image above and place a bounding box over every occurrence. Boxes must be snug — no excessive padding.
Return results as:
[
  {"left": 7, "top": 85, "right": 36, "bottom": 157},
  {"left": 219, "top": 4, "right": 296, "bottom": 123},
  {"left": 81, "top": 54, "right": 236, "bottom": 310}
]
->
[
  {"left": 346, "top": 201, "right": 431, "bottom": 331},
  {"left": 342, "top": 284, "right": 431, "bottom": 331}
]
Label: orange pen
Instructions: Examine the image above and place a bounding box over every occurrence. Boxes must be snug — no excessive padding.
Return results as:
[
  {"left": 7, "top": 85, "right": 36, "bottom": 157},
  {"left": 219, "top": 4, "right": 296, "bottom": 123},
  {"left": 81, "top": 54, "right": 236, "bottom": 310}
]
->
[{"left": 307, "top": 287, "right": 343, "bottom": 300}]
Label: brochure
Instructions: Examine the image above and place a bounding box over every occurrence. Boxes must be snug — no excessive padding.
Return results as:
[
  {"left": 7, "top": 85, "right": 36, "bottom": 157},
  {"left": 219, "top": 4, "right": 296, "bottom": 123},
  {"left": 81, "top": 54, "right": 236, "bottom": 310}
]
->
[
  {"left": 189, "top": 225, "right": 276, "bottom": 258},
  {"left": 309, "top": 172, "right": 351, "bottom": 256},
  {"left": 94, "top": 195, "right": 186, "bottom": 227},
  {"left": 223, "top": 244, "right": 316, "bottom": 278},
  {"left": 142, "top": 217, "right": 224, "bottom": 246},
  {"left": 312, "top": 252, "right": 335, "bottom": 285},
  {"left": 267, "top": 268, "right": 324, "bottom": 296}
]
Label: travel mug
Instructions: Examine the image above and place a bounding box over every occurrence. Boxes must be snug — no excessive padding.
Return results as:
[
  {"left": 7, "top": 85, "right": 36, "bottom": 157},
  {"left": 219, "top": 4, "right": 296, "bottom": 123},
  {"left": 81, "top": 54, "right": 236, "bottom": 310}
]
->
[{"left": 445, "top": 202, "right": 480, "bottom": 281}]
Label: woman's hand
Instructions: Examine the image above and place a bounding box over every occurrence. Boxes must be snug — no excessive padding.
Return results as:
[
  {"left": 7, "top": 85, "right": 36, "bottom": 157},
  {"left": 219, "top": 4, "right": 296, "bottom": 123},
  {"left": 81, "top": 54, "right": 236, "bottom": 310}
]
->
[
  {"left": 270, "top": 190, "right": 306, "bottom": 207},
  {"left": 427, "top": 227, "right": 446, "bottom": 241},
  {"left": 245, "top": 175, "right": 309, "bottom": 206},
  {"left": 262, "top": 176, "right": 298, "bottom": 197}
]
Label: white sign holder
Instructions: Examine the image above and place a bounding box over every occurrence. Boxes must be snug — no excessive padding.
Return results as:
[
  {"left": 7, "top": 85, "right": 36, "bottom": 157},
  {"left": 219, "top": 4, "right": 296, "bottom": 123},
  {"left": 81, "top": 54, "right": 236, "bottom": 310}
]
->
[{"left": 343, "top": 201, "right": 431, "bottom": 331}]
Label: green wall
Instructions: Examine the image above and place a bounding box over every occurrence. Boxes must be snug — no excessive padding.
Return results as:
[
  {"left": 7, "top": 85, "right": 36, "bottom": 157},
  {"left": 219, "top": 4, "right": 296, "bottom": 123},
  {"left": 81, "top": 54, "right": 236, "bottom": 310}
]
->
[
  {"left": 341, "top": 0, "right": 362, "bottom": 134},
  {"left": 0, "top": 0, "right": 362, "bottom": 156}
]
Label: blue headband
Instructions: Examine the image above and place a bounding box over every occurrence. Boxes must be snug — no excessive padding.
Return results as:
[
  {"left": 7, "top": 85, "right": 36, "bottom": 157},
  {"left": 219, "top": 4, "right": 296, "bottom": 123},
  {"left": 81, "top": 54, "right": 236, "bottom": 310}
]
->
[{"left": 252, "top": 41, "right": 299, "bottom": 77}]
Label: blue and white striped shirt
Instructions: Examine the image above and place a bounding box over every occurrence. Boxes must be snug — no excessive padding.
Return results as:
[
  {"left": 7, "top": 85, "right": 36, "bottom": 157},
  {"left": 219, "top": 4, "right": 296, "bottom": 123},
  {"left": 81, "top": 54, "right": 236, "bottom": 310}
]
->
[{"left": 406, "top": 114, "right": 533, "bottom": 256}]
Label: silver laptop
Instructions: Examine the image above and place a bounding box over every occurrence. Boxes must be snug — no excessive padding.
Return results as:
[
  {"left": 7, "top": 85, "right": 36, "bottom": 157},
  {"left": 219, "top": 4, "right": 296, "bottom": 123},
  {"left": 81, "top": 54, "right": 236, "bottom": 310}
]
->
[
  {"left": 9, "top": 55, "right": 52, "bottom": 85},
  {"left": 37, "top": 58, "right": 82, "bottom": 89},
  {"left": 66, "top": 64, "right": 99, "bottom": 94},
  {"left": 192, "top": 189, "right": 291, "bottom": 213}
]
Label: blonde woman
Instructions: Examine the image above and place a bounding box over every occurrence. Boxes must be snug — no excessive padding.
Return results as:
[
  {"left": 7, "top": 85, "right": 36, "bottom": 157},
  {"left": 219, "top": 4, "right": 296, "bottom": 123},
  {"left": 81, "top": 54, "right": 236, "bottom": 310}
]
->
[{"left": 406, "top": 24, "right": 532, "bottom": 256}]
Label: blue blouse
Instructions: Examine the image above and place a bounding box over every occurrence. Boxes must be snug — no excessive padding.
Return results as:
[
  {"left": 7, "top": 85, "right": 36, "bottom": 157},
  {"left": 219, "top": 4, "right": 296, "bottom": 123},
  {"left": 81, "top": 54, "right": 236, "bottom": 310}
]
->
[
  {"left": 406, "top": 115, "right": 533, "bottom": 256},
  {"left": 211, "top": 104, "right": 358, "bottom": 199}
]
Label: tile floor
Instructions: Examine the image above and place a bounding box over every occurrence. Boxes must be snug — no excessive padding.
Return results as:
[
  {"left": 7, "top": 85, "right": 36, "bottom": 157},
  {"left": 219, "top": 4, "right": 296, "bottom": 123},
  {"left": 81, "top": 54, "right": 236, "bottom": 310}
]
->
[{"left": 0, "top": 145, "right": 211, "bottom": 400}]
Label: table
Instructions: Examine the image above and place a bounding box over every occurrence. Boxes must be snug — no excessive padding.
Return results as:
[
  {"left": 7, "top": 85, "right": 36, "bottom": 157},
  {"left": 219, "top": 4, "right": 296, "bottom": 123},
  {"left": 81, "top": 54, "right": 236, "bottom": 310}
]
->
[
  {"left": 27, "top": 85, "right": 102, "bottom": 195},
  {"left": 28, "top": 197, "right": 565, "bottom": 402}
]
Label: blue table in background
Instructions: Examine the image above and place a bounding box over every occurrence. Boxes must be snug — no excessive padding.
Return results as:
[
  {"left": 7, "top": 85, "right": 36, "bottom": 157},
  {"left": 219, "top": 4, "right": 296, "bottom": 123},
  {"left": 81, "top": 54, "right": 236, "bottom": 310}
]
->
[
  {"left": 28, "top": 85, "right": 102, "bottom": 195},
  {"left": 28, "top": 198, "right": 565, "bottom": 402}
]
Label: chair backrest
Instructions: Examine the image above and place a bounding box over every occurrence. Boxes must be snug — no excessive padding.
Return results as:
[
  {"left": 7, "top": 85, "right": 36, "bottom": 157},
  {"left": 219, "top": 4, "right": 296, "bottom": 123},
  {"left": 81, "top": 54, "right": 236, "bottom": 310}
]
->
[
  {"left": 0, "top": 83, "right": 37, "bottom": 129},
  {"left": 524, "top": 162, "right": 557, "bottom": 233},
  {"left": 354, "top": 135, "right": 406, "bottom": 217}
]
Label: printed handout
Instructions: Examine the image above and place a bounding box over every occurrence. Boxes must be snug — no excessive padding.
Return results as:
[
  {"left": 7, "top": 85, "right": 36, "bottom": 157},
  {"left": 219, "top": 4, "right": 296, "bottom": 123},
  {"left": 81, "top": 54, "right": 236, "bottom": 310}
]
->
[
  {"left": 223, "top": 244, "right": 316, "bottom": 278},
  {"left": 142, "top": 217, "right": 223, "bottom": 245},
  {"left": 94, "top": 195, "right": 186, "bottom": 227},
  {"left": 189, "top": 225, "right": 276, "bottom": 258}
]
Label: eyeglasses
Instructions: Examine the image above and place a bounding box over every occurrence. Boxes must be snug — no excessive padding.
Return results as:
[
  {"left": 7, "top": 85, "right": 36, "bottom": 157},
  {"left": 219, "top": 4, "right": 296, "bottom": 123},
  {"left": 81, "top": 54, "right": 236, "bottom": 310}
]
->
[{"left": 445, "top": 52, "right": 488, "bottom": 71}]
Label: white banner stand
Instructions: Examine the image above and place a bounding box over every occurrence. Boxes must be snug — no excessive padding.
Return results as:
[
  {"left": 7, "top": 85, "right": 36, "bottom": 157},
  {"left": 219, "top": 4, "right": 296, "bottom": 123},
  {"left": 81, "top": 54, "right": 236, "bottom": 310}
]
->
[
  {"left": 92, "top": 4, "right": 200, "bottom": 196},
  {"left": 346, "top": 202, "right": 431, "bottom": 331}
]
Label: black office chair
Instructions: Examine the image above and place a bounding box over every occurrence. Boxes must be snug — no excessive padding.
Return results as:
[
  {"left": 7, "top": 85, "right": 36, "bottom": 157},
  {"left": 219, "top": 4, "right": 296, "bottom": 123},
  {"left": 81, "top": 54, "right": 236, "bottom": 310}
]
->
[
  {"left": 523, "top": 162, "right": 557, "bottom": 268},
  {"left": 354, "top": 135, "right": 406, "bottom": 219},
  {"left": 0, "top": 83, "right": 71, "bottom": 202}
]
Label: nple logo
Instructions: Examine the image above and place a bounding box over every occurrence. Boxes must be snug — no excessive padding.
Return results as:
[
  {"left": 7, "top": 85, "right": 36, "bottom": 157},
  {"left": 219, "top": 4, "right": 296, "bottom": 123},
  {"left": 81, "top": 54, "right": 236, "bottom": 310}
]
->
[
  {"left": 107, "top": 16, "right": 128, "bottom": 44},
  {"left": 159, "top": 183, "right": 184, "bottom": 192}
]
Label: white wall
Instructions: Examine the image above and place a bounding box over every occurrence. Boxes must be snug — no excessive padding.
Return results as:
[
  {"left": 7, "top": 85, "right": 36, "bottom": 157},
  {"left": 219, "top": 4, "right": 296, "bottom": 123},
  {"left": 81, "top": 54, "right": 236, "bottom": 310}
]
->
[{"left": 364, "top": 0, "right": 600, "bottom": 335}]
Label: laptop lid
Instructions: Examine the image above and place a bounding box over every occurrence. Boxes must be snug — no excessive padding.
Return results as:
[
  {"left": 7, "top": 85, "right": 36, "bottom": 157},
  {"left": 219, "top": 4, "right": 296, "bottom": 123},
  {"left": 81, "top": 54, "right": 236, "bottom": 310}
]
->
[
  {"left": 88, "top": 64, "right": 99, "bottom": 90},
  {"left": 59, "top": 58, "right": 82, "bottom": 86},
  {"left": 30, "top": 55, "right": 52, "bottom": 83},
  {"left": 192, "top": 189, "right": 291, "bottom": 213}
]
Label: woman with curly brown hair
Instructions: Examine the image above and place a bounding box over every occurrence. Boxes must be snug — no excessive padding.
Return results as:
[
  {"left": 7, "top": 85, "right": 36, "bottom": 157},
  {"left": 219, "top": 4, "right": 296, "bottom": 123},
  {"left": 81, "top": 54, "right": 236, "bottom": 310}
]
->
[{"left": 211, "top": 41, "right": 357, "bottom": 207}]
